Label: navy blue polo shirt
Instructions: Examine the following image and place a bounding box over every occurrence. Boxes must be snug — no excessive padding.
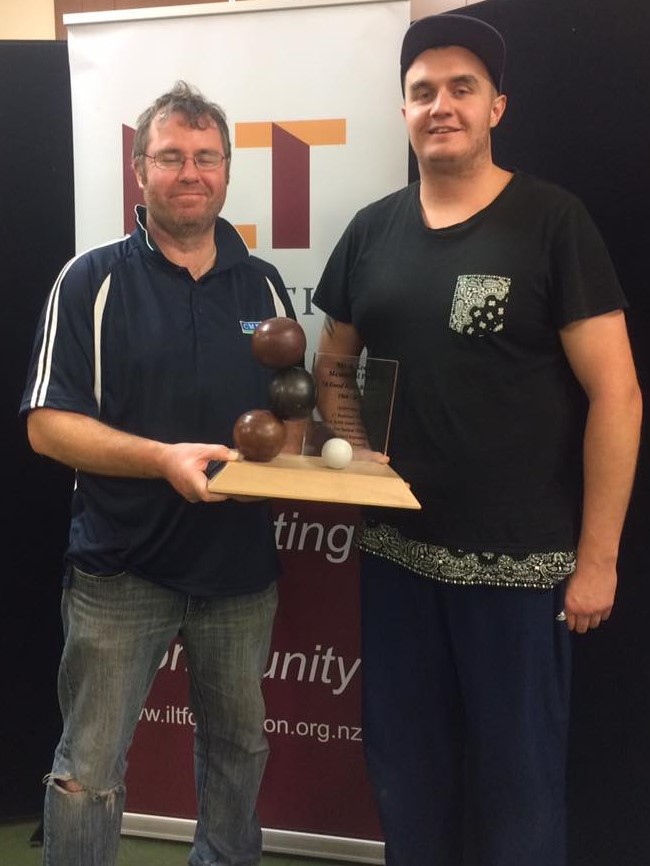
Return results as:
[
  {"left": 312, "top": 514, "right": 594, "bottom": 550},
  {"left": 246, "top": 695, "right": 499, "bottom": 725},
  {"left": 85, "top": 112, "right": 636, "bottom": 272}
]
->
[{"left": 21, "top": 206, "right": 296, "bottom": 595}]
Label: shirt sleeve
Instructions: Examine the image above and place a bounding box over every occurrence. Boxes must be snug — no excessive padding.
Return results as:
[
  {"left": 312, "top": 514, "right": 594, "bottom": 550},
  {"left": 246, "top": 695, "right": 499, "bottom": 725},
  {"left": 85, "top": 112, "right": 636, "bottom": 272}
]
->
[
  {"left": 549, "top": 194, "right": 628, "bottom": 328},
  {"left": 313, "top": 216, "right": 359, "bottom": 324},
  {"left": 20, "top": 253, "right": 101, "bottom": 419}
]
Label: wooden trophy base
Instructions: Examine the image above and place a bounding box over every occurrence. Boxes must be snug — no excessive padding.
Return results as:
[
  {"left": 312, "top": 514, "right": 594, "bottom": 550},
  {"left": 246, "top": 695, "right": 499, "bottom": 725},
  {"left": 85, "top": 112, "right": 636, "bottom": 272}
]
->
[{"left": 207, "top": 453, "right": 420, "bottom": 509}]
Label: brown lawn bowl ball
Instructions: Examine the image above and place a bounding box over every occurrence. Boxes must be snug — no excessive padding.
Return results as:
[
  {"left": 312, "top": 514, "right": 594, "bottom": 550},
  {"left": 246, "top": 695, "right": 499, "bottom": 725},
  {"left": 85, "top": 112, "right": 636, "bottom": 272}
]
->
[
  {"left": 268, "top": 366, "right": 317, "bottom": 420},
  {"left": 251, "top": 317, "right": 307, "bottom": 369},
  {"left": 233, "top": 410, "right": 286, "bottom": 462}
]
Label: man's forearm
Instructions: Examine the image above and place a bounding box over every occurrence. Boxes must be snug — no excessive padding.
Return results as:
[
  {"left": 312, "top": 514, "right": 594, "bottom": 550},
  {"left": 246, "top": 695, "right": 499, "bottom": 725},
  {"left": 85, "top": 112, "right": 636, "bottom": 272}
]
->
[
  {"left": 563, "top": 386, "right": 641, "bottom": 632},
  {"left": 27, "top": 408, "right": 240, "bottom": 504},
  {"left": 576, "top": 387, "right": 642, "bottom": 566},
  {"left": 27, "top": 408, "right": 169, "bottom": 479}
]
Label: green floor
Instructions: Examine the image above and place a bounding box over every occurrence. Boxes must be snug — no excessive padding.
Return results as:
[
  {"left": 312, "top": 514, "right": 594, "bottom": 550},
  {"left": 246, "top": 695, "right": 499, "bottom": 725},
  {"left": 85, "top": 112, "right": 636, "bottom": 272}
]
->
[{"left": 0, "top": 819, "right": 354, "bottom": 866}]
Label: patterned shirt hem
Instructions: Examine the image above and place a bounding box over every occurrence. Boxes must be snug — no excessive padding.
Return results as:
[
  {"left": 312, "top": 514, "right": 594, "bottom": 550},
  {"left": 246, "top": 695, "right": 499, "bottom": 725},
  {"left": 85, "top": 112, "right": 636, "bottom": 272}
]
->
[{"left": 358, "top": 522, "right": 576, "bottom": 589}]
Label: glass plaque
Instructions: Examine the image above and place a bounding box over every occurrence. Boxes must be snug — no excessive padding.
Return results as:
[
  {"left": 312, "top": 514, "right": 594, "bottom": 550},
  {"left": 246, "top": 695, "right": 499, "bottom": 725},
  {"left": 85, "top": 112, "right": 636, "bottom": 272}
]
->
[{"left": 303, "top": 352, "right": 399, "bottom": 456}]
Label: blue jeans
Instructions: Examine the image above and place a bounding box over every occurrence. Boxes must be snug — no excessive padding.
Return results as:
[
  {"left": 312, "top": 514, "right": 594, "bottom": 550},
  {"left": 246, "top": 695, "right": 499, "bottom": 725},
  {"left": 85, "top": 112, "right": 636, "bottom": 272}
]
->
[{"left": 43, "top": 566, "right": 278, "bottom": 866}]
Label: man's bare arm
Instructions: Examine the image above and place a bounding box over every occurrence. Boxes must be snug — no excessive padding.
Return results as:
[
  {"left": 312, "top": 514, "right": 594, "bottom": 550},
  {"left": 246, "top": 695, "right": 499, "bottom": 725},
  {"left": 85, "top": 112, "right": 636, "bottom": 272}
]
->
[
  {"left": 27, "top": 408, "right": 238, "bottom": 503},
  {"left": 314, "top": 317, "right": 388, "bottom": 461},
  {"left": 559, "top": 310, "right": 643, "bottom": 633}
]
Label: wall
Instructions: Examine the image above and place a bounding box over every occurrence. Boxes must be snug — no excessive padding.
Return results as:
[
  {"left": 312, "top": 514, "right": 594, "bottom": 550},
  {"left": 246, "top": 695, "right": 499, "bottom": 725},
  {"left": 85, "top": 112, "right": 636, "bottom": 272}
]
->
[
  {"left": 0, "top": 0, "right": 479, "bottom": 41},
  {"left": 0, "top": 0, "right": 55, "bottom": 39}
]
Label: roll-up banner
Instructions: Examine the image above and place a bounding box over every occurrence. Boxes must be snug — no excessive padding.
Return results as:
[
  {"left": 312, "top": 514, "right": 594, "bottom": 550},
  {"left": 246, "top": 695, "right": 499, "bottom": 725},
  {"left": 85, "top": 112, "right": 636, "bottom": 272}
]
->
[{"left": 64, "top": 0, "right": 410, "bottom": 860}]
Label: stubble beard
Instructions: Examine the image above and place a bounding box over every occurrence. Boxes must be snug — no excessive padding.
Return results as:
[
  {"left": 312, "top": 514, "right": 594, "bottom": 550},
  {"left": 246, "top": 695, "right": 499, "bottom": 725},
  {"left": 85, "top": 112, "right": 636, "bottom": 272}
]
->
[
  {"left": 146, "top": 196, "right": 223, "bottom": 241},
  {"left": 420, "top": 133, "right": 492, "bottom": 179},
  {"left": 156, "top": 208, "right": 219, "bottom": 240}
]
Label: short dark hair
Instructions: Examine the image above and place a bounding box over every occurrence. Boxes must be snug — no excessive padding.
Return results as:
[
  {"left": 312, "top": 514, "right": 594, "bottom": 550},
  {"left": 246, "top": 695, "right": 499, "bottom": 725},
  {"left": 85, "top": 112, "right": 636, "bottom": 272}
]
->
[{"left": 132, "top": 80, "right": 231, "bottom": 165}]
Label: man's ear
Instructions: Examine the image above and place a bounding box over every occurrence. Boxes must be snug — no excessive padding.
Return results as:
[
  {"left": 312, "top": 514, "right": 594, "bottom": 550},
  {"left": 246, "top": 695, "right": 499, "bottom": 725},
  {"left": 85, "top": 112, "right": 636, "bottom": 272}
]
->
[
  {"left": 490, "top": 93, "right": 507, "bottom": 129},
  {"left": 132, "top": 159, "right": 145, "bottom": 190}
]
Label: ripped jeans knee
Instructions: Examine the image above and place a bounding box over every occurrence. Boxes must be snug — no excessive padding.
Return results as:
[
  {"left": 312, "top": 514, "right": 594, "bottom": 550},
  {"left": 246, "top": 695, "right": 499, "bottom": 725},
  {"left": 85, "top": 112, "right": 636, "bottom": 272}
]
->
[
  {"left": 42, "top": 770, "right": 126, "bottom": 865},
  {"left": 45, "top": 773, "right": 124, "bottom": 810}
]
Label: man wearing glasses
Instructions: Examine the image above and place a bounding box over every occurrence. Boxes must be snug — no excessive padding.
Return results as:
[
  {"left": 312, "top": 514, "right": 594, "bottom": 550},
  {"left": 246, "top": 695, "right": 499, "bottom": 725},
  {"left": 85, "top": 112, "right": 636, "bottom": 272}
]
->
[{"left": 21, "top": 81, "right": 294, "bottom": 866}]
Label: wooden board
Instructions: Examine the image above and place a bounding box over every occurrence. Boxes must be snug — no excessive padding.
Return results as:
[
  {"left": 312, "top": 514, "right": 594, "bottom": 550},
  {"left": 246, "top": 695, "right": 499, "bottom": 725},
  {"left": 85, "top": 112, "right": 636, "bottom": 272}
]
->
[{"left": 207, "top": 454, "right": 421, "bottom": 509}]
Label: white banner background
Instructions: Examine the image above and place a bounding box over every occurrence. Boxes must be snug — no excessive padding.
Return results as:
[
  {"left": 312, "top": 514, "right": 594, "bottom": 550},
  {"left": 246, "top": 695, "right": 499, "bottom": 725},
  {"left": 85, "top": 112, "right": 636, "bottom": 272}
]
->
[
  {"left": 67, "top": 0, "right": 410, "bottom": 355},
  {"left": 65, "top": 0, "right": 410, "bottom": 859}
]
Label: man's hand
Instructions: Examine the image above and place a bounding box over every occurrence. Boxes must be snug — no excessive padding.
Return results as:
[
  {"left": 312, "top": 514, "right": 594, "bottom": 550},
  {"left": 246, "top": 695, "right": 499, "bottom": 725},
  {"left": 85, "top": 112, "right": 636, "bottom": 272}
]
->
[
  {"left": 160, "top": 442, "right": 239, "bottom": 503},
  {"left": 562, "top": 562, "right": 617, "bottom": 634},
  {"left": 353, "top": 447, "right": 390, "bottom": 464}
]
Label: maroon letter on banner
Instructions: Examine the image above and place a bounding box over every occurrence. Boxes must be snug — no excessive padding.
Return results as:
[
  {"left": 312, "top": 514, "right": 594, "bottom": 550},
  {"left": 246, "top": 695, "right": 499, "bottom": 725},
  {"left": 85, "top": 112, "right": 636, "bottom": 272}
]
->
[
  {"left": 122, "top": 125, "right": 140, "bottom": 235},
  {"left": 272, "top": 124, "right": 310, "bottom": 249}
]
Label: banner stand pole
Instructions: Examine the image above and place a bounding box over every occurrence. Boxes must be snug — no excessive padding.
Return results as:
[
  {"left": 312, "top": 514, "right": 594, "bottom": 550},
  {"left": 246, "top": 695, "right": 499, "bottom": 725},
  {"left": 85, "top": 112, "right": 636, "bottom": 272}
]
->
[{"left": 121, "top": 813, "right": 384, "bottom": 864}]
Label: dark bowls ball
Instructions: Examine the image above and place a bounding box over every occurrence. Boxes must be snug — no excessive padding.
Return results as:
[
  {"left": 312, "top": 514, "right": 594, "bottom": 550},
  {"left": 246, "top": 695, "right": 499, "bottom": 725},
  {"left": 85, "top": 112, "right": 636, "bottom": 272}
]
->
[{"left": 268, "top": 366, "right": 317, "bottom": 420}]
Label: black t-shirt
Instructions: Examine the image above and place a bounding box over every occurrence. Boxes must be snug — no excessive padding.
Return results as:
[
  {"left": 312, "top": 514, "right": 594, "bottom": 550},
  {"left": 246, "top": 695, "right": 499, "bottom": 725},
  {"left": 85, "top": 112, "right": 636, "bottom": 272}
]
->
[{"left": 314, "top": 172, "right": 627, "bottom": 554}]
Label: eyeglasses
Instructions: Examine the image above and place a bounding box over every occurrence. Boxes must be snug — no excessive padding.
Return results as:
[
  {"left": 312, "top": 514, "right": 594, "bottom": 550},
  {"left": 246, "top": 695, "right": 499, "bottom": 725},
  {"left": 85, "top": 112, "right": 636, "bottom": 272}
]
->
[{"left": 140, "top": 150, "right": 227, "bottom": 171}]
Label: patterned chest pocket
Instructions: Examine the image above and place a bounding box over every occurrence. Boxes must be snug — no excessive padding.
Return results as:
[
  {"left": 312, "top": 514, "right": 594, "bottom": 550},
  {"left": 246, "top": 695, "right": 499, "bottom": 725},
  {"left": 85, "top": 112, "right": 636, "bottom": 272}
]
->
[{"left": 449, "top": 275, "right": 511, "bottom": 336}]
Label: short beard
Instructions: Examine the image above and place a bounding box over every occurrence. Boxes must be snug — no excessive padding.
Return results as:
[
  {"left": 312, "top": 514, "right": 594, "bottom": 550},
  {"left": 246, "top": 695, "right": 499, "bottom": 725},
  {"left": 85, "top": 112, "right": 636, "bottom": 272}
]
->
[
  {"left": 421, "top": 137, "right": 492, "bottom": 179},
  {"left": 147, "top": 203, "right": 221, "bottom": 240},
  {"left": 157, "top": 211, "right": 218, "bottom": 239}
]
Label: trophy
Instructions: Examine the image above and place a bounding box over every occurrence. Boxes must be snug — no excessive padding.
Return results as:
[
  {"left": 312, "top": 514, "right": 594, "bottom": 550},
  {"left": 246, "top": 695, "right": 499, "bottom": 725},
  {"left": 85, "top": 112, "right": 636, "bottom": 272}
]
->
[{"left": 207, "top": 318, "right": 419, "bottom": 509}]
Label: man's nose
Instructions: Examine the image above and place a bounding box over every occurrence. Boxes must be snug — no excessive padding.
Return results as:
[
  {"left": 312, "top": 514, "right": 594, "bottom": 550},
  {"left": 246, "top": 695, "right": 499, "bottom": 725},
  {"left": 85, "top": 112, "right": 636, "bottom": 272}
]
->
[
  {"left": 178, "top": 157, "right": 200, "bottom": 179},
  {"left": 430, "top": 90, "right": 452, "bottom": 115}
]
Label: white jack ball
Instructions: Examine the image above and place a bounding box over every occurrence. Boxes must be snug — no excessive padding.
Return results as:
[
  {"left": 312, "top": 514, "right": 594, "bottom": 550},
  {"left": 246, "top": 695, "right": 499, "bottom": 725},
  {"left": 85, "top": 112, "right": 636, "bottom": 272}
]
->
[{"left": 321, "top": 437, "right": 353, "bottom": 470}]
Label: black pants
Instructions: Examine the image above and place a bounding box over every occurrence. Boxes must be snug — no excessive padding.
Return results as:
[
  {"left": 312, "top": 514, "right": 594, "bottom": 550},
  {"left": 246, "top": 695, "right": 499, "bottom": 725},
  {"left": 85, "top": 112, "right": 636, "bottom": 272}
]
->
[{"left": 360, "top": 553, "right": 571, "bottom": 866}]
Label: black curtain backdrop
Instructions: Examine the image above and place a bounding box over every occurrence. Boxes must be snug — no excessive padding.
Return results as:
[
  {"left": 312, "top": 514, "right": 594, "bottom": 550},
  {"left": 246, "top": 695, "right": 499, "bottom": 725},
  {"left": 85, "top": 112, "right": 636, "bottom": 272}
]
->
[
  {"left": 452, "top": 2, "right": 649, "bottom": 864},
  {"left": 0, "top": 40, "right": 75, "bottom": 819}
]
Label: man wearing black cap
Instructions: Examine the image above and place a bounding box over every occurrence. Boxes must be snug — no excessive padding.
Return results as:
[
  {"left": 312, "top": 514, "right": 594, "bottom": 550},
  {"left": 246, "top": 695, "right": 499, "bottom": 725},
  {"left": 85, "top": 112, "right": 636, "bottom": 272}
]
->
[{"left": 314, "top": 13, "right": 641, "bottom": 866}]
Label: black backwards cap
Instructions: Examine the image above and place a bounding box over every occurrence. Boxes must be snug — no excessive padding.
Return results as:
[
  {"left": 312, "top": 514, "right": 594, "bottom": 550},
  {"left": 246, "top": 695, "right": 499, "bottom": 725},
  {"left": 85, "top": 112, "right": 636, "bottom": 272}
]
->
[{"left": 400, "top": 13, "right": 506, "bottom": 93}]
